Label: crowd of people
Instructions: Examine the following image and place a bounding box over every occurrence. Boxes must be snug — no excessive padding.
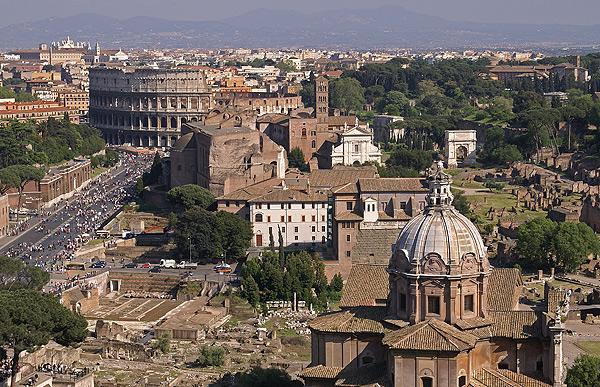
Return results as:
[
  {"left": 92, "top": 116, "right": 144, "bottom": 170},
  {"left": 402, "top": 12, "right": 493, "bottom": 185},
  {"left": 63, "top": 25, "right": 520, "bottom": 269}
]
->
[{"left": 2, "top": 152, "right": 153, "bottom": 269}]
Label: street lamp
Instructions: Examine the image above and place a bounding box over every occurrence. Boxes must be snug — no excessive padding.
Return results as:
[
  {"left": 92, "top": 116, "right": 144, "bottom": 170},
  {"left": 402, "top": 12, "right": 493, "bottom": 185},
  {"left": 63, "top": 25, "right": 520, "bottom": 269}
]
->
[{"left": 188, "top": 236, "right": 192, "bottom": 263}]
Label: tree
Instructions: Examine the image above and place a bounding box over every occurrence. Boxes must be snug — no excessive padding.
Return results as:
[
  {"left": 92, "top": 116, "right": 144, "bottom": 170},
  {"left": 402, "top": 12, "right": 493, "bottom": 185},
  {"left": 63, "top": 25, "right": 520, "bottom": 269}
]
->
[
  {"left": 1, "top": 165, "right": 45, "bottom": 220},
  {"left": 173, "top": 207, "right": 222, "bottom": 262},
  {"left": 565, "top": 355, "right": 600, "bottom": 387},
  {"left": 151, "top": 334, "right": 170, "bottom": 353},
  {"left": 276, "top": 60, "right": 297, "bottom": 73},
  {"left": 288, "top": 147, "right": 308, "bottom": 171},
  {"left": 0, "top": 256, "right": 49, "bottom": 290},
  {"left": 195, "top": 345, "right": 225, "bottom": 367},
  {"left": 0, "top": 289, "right": 88, "bottom": 383},
  {"left": 554, "top": 222, "right": 600, "bottom": 273},
  {"left": 329, "top": 273, "right": 343, "bottom": 292},
  {"left": 235, "top": 367, "right": 303, "bottom": 387},
  {"left": 167, "top": 184, "right": 215, "bottom": 212},
  {"left": 386, "top": 146, "right": 433, "bottom": 172},
  {"left": 516, "top": 217, "right": 557, "bottom": 270},
  {"left": 141, "top": 153, "right": 163, "bottom": 187},
  {"left": 517, "top": 218, "right": 600, "bottom": 272},
  {"left": 241, "top": 274, "right": 260, "bottom": 307},
  {"left": 452, "top": 190, "right": 472, "bottom": 218},
  {"left": 0, "top": 168, "right": 19, "bottom": 195},
  {"left": 330, "top": 78, "right": 365, "bottom": 113},
  {"left": 216, "top": 211, "right": 252, "bottom": 260}
]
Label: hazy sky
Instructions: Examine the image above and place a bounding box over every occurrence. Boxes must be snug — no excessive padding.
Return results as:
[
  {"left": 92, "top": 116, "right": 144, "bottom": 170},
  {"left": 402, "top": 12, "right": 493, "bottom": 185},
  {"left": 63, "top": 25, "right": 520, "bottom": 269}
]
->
[{"left": 0, "top": 0, "right": 599, "bottom": 27}]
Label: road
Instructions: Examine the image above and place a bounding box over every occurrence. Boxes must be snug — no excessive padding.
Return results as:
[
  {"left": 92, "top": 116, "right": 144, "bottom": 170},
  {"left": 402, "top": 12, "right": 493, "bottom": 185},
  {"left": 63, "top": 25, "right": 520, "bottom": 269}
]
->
[{"left": 0, "top": 152, "right": 153, "bottom": 268}]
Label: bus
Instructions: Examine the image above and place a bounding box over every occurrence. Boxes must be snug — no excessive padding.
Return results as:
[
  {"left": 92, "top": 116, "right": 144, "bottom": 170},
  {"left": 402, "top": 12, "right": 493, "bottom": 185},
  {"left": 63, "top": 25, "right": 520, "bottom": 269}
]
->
[{"left": 65, "top": 262, "right": 86, "bottom": 271}]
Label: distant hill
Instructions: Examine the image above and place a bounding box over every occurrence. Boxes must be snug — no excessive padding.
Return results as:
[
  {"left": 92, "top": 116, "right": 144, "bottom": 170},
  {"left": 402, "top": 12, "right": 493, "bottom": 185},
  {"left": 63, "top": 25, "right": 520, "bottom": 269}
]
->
[{"left": 1, "top": 6, "right": 600, "bottom": 50}]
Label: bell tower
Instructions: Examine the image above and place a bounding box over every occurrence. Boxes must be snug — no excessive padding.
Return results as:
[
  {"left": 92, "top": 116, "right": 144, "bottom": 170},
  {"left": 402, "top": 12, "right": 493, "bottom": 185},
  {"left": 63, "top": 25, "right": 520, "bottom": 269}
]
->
[{"left": 314, "top": 75, "right": 329, "bottom": 124}]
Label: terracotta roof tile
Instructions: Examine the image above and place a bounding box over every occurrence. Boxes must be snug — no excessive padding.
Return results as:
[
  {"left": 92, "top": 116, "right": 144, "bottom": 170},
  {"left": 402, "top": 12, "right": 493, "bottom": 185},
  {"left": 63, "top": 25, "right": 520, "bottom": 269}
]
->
[
  {"left": 470, "top": 368, "right": 551, "bottom": 387},
  {"left": 310, "top": 166, "right": 378, "bottom": 189},
  {"left": 488, "top": 310, "right": 543, "bottom": 339},
  {"left": 487, "top": 268, "right": 523, "bottom": 311},
  {"left": 309, "top": 306, "right": 387, "bottom": 334},
  {"left": 358, "top": 178, "right": 428, "bottom": 193},
  {"left": 248, "top": 189, "right": 328, "bottom": 203},
  {"left": 351, "top": 229, "right": 398, "bottom": 265},
  {"left": 334, "top": 211, "right": 363, "bottom": 221},
  {"left": 299, "top": 365, "right": 342, "bottom": 379},
  {"left": 339, "top": 265, "right": 389, "bottom": 308},
  {"left": 383, "top": 319, "right": 477, "bottom": 352}
]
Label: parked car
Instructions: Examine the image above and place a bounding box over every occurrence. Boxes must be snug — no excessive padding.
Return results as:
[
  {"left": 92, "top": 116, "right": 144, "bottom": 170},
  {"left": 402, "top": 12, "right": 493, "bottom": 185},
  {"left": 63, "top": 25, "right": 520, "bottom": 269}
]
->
[
  {"left": 123, "top": 262, "right": 138, "bottom": 269},
  {"left": 177, "top": 261, "right": 198, "bottom": 269},
  {"left": 214, "top": 261, "right": 232, "bottom": 274},
  {"left": 90, "top": 261, "right": 107, "bottom": 269},
  {"left": 149, "top": 266, "right": 162, "bottom": 273}
]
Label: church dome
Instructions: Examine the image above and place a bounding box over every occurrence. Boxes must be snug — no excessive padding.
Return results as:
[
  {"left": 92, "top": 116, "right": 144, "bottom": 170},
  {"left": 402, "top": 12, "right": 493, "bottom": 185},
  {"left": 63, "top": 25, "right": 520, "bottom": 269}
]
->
[{"left": 393, "top": 162, "right": 487, "bottom": 268}]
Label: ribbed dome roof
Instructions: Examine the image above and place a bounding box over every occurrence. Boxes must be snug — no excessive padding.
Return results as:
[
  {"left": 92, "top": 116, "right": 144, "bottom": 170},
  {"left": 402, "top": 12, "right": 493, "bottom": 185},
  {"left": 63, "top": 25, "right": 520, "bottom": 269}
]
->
[{"left": 394, "top": 206, "right": 487, "bottom": 266}]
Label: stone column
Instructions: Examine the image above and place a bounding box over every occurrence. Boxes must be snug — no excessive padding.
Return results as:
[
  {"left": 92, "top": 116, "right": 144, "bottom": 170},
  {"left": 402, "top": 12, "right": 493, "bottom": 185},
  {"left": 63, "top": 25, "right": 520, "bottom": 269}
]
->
[{"left": 550, "top": 321, "right": 565, "bottom": 387}]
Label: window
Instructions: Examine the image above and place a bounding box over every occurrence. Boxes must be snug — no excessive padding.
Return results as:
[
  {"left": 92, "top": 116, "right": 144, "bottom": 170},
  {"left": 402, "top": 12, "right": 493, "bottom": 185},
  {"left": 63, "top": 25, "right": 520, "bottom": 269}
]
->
[
  {"left": 464, "top": 295, "right": 474, "bottom": 313},
  {"left": 399, "top": 293, "right": 407, "bottom": 311},
  {"left": 322, "top": 226, "right": 325, "bottom": 232},
  {"left": 346, "top": 202, "right": 353, "bottom": 211},
  {"left": 257, "top": 204, "right": 262, "bottom": 209},
  {"left": 267, "top": 204, "right": 271, "bottom": 210},
  {"left": 302, "top": 215, "right": 306, "bottom": 222},
  {"left": 312, "top": 226, "right": 316, "bottom": 232},
  {"left": 322, "top": 215, "right": 325, "bottom": 221},
  {"left": 294, "top": 226, "right": 298, "bottom": 233},
  {"left": 281, "top": 204, "right": 285, "bottom": 209},
  {"left": 288, "top": 216, "right": 292, "bottom": 222},
  {"left": 295, "top": 235, "right": 299, "bottom": 240},
  {"left": 288, "top": 203, "right": 292, "bottom": 209},
  {"left": 458, "top": 376, "right": 467, "bottom": 387},
  {"left": 311, "top": 140, "right": 316, "bottom": 148},
  {"left": 312, "top": 236, "right": 316, "bottom": 241},
  {"left": 282, "top": 227, "right": 285, "bottom": 232},
  {"left": 354, "top": 144, "right": 359, "bottom": 153},
  {"left": 302, "top": 203, "right": 305, "bottom": 209},
  {"left": 267, "top": 216, "right": 271, "bottom": 222},
  {"left": 421, "top": 377, "right": 433, "bottom": 387},
  {"left": 400, "top": 201, "right": 407, "bottom": 209},
  {"left": 427, "top": 296, "right": 440, "bottom": 315},
  {"left": 254, "top": 214, "right": 263, "bottom": 222},
  {"left": 536, "top": 359, "right": 544, "bottom": 373},
  {"left": 346, "top": 235, "right": 351, "bottom": 242},
  {"left": 346, "top": 251, "right": 351, "bottom": 257},
  {"left": 281, "top": 216, "right": 285, "bottom": 222},
  {"left": 312, "top": 203, "right": 316, "bottom": 209},
  {"left": 312, "top": 215, "right": 316, "bottom": 222},
  {"left": 225, "top": 201, "right": 230, "bottom": 207}
]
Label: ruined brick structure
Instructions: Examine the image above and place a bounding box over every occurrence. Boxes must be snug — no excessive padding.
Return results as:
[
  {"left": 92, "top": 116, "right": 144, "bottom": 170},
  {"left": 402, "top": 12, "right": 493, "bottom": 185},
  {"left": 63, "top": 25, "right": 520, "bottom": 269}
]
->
[{"left": 169, "top": 122, "right": 286, "bottom": 196}]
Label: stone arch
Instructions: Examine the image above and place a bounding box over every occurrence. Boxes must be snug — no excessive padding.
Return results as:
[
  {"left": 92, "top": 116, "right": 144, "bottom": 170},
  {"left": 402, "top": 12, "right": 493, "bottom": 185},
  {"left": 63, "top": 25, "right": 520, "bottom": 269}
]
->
[{"left": 456, "top": 145, "right": 468, "bottom": 164}]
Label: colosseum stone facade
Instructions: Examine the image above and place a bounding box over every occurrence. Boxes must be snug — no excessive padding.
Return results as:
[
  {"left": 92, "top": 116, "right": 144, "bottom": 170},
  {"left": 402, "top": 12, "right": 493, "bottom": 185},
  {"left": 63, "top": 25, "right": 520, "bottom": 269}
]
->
[{"left": 89, "top": 67, "right": 213, "bottom": 147}]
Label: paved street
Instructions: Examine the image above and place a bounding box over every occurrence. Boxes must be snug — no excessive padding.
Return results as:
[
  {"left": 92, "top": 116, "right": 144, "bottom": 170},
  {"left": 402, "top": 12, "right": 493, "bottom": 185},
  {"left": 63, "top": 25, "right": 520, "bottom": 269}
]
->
[{"left": 0, "top": 152, "right": 153, "bottom": 268}]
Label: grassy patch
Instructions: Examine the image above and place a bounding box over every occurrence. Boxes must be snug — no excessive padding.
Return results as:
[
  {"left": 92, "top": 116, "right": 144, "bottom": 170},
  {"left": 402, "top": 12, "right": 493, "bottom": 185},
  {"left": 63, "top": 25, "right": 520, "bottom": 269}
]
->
[
  {"left": 92, "top": 166, "right": 109, "bottom": 178},
  {"left": 212, "top": 294, "right": 255, "bottom": 322},
  {"left": 87, "top": 238, "right": 105, "bottom": 246},
  {"left": 464, "top": 191, "right": 546, "bottom": 228},
  {"left": 575, "top": 341, "right": 600, "bottom": 356}
]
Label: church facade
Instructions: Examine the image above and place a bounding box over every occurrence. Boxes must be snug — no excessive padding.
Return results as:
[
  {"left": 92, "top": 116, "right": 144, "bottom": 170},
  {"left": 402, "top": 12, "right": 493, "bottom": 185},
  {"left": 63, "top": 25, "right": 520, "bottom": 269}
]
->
[{"left": 301, "top": 164, "right": 566, "bottom": 387}]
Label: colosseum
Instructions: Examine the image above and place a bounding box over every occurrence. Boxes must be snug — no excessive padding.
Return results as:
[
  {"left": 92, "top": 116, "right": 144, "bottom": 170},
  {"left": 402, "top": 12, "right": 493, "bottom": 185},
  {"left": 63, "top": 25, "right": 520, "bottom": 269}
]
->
[{"left": 89, "top": 66, "right": 213, "bottom": 147}]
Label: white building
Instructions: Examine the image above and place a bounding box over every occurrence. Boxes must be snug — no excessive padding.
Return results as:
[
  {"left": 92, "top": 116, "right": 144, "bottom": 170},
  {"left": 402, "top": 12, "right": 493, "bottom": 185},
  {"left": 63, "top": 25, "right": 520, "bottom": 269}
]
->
[
  {"left": 248, "top": 188, "right": 329, "bottom": 250},
  {"left": 445, "top": 129, "right": 477, "bottom": 168},
  {"left": 329, "top": 125, "right": 382, "bottom": 166}
]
